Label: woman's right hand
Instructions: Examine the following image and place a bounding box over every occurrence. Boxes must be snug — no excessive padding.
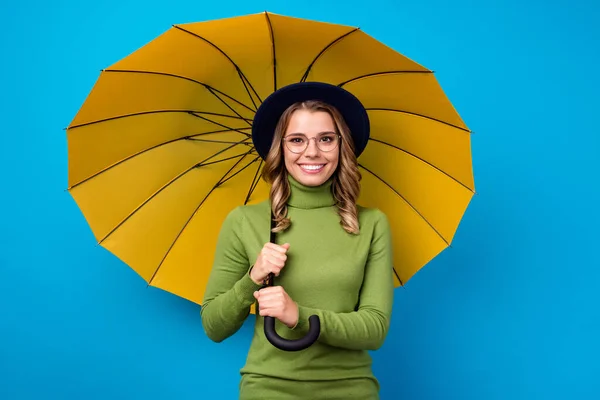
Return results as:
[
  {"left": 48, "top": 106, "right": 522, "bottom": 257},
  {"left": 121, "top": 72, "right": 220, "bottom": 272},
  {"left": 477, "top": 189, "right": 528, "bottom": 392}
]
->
[{"left": 249, "top": 242, "right": 291, "bottom": 285}]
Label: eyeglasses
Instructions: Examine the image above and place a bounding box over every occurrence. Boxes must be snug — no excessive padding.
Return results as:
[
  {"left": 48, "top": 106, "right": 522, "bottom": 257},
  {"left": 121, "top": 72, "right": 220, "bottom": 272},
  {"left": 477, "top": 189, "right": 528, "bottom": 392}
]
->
[{"left": 282, "top": 133, "right": 341, "bottom": 153}]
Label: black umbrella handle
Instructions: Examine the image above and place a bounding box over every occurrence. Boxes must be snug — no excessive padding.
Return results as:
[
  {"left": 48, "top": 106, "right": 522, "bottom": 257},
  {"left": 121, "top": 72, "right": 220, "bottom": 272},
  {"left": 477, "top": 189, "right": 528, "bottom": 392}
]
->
[
  {"left": 262, "top": 273, "right": 321, "bottom": 351},
  {"left": 261, "top": 210, "right": 321, "bottom": 351}
]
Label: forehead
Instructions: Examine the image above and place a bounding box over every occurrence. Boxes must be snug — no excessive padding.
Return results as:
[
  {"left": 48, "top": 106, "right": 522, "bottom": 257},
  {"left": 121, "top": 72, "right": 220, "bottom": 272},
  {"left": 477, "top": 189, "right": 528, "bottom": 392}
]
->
[{"left": 285, "top": 109, "right": 335, "bottom": 134}]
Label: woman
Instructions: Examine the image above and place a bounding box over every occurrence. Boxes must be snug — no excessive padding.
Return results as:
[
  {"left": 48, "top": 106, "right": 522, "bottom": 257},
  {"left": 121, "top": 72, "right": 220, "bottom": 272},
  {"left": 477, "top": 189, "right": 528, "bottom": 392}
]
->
[{"left": 201, "top": 82, "right": 394, "bottom": 399}]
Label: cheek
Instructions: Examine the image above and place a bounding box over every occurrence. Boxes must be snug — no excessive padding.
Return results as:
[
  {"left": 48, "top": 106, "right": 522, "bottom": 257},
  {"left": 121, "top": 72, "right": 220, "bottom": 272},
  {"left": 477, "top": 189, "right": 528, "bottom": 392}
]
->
[
  {"left": 283, "top": 149, "right": 296, "bottom": 169},
  {"left": 328, "top": 152, "right": 340, "bottom": 170}
]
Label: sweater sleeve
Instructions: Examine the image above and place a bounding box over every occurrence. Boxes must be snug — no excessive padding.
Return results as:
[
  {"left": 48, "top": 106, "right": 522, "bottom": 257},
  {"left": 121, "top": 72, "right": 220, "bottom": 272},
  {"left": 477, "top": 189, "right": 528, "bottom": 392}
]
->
[
  {"left": 200, "top": 206, "right": 262, "bottom": 343},
  {"left": 292, "top": 210, "right": 394, "bottom": 351}
]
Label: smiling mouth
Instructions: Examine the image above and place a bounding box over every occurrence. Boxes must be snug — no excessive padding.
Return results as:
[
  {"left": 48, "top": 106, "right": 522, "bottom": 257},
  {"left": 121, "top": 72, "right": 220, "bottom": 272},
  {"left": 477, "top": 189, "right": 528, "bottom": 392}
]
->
[{"left": 299, "top": 164, "right": 325, "bottom": 172}]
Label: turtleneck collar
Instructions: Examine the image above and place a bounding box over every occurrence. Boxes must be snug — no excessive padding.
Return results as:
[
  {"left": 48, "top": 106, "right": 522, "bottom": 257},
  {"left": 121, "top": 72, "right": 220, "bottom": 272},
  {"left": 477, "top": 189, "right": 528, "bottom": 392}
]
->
[{"left": 286, "top": 174, "right": 336, "bottom": 209}]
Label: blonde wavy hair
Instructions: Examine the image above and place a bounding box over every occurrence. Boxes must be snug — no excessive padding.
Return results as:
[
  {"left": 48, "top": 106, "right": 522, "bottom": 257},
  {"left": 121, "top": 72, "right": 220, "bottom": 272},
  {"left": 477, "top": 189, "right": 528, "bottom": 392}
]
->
[{"left": 260, "top": 100, "right": 362, "bottom": 234}]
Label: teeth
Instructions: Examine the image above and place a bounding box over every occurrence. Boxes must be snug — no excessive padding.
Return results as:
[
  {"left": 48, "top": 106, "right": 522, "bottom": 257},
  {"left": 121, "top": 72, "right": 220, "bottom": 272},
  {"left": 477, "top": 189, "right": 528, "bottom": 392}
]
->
[{"left": 300, "top": 165, "right": 324, "bottom": 171}]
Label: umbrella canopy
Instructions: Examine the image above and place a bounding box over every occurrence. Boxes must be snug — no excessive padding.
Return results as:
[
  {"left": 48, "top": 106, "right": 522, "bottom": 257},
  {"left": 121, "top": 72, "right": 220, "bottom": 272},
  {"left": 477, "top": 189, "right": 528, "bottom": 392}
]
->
[{"left": 66, "top": 11, "right": 475, "bottom": 308}]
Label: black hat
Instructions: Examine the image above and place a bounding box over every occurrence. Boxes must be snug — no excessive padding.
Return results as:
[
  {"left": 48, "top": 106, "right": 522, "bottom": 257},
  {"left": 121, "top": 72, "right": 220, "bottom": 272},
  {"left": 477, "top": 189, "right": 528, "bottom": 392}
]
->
[{"left": 251, "top": 81, "right": 370, "bottom": 160}]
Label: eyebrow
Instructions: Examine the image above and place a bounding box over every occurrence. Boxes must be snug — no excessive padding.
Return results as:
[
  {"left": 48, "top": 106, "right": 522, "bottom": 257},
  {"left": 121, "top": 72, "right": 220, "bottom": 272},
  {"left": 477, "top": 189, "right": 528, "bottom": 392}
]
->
[{"left": 285, "top": 131, "right": 337, "bottom": 136}]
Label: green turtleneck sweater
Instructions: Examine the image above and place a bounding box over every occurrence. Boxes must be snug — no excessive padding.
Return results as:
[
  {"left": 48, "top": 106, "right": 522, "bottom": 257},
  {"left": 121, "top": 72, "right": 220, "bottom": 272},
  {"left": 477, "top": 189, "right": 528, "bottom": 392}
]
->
[{"left": 201, "top": 176, "right": 394, "bottom": 399}]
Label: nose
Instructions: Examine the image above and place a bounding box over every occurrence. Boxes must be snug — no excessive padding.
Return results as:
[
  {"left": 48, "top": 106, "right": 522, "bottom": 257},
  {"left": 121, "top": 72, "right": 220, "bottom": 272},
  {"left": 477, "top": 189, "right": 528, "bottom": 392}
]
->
[{"left": 304, "top": 137, "right": 319, "bottom": 156}]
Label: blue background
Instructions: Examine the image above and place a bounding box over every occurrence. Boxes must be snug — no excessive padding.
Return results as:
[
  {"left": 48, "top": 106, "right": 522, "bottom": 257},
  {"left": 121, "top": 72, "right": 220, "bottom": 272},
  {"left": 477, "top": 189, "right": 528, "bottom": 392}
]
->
[{"left": 2, "top": 0, "right": 599, "bottom": 399}]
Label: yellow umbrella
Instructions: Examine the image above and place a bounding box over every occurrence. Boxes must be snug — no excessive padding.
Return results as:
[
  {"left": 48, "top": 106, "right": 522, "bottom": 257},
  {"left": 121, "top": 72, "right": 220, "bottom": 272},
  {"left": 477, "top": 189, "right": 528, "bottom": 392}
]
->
[{"left": 66, "top": 12, "right": 474, "bottom": 311}]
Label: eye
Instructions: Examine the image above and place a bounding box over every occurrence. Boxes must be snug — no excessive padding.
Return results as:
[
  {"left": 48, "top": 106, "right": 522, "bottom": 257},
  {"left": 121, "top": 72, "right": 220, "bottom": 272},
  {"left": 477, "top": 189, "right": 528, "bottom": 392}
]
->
[
  {"left": 320, "top": 135, "right": 335, "bottom": 142},
  {"left": 289, "top": 137, "right": 304, "bottom": 143}
]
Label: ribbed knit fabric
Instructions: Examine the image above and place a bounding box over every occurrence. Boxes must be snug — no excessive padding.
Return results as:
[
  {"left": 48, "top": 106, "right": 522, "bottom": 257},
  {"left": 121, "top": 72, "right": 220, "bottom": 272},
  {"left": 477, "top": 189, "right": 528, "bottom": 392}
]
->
[{"left": 201, "top": 175, "right": 394, "bottom": 399}]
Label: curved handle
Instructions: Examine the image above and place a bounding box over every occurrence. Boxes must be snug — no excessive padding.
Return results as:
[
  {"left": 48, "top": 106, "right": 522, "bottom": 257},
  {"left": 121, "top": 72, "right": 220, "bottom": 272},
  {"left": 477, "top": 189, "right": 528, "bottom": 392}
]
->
[
  {"left": 264, "top": 315, "right": 320, "bottom": 351},
  {"left": 261, "top": 272, "right": 321, "bottom": 351}
]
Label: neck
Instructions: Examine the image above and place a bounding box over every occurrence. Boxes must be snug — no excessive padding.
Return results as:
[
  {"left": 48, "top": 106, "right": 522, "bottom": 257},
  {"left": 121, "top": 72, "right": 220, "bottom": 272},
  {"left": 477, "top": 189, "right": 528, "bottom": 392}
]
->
[{"left": 286, "top": 174, "right": 336, "bottom": 209}]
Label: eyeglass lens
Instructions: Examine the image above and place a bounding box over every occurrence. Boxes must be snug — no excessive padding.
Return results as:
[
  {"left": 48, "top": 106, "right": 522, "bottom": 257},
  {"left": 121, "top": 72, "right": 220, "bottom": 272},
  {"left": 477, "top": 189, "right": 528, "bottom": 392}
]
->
[{"left": 283, "top": 133, "right": 340, "bottom": 153}]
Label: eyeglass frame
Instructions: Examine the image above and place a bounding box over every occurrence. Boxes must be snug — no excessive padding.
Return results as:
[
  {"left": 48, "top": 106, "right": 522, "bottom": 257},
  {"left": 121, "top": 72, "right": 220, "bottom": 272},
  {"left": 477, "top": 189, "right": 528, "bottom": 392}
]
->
[{"left": 281, "top": 132, "right": 342, "bottom": 154}]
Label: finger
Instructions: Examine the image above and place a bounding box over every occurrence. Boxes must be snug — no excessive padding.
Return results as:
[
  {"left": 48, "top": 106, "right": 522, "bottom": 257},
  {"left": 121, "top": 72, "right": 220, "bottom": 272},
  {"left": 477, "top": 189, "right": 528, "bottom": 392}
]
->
[
  {"left": 257, "top": 292, "right": 286, "bottom": 304},
  {"left": 265, "top": 242, "right": 289, "bottom": 252},
  {"left": 259, "top": 251, "right": 286, "bottom": 267},
  {"left": 258, "top": 286, "right": 285, "bottom": 296},
  {"left": 254, "top": 256, "right": 283, "bottom": 276},
  {"left": 263, "top": 264, "right": 284, "bottom": 278},
  {"left": 262, "top": 252, "right": 287, "bottom": 267},
  {"left": 268, "top": 266, "right": 284, "bottom": 278},
  {"left": 259, "top": 308, "right": 278, "bottom": 318},
  {"left": 266, "top": 255, "right": 286, "bottom": 268},
  {"left": 258, "top": 303, "right": 284, "bottom": 315},
  {"left": 267, "top": 251, "right": 288, "bottom": 263},
  {"left": 258, "top": 294, "right": 275, "bottom": 305},
  {"left": 264, "top": 242, "right": 290, "bottom": 254}
]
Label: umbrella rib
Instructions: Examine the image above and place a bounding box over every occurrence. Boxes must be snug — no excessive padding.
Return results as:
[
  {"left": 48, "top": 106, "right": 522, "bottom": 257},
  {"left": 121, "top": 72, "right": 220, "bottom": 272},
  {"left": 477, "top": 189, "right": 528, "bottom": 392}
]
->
[
  {"left": 187, "top": 138, "right": 253, "bottom": 145},
  {"left": 337, "top": 70, "right": 433, "bottom": 87},
  {"left": 368, "top": 138, "right": 475, "bottom": 193},
  {"left": 103, "top": 69, "right": 257, "bottom": 115},
  {"left": 245, "top": 158, "right": 265, "bottom": 205},
  {"left": 68, "top": 109, "right": 250, "bottom": 130},
  {"left": 393, "top": 268, "right": 404, "bottom": 287},
  {"left": 366, "top": 108, "right": 470, "bottom": 133},
  {"left": 265, "top": 12, "right": 277, "bottom": 91},
  {"left": 189, "top": 112, "right": 252, "bottom": 136},
  {"left": 205, "top": 85, "right": 254, "bottom": 126},
  {"left": 220, "top": 155, "right": 261, "bottom": 187},
  {"left": 173, "top": 25, "right": 263, "bottom": 107},
  {"left": 300, "top": 27, "right": 359, "bottom": 83},
  {"left": 68, "top": 128, "right": 250, "bottom": 189},
  {"left": 197, "top": 150, "right": 258, "bottom": 168},
  {"left": 148, "top": 149, "right": 257, "bottom": 285},
  {"left": 189, "top": 129, "right": 250, "bottom": 138},
  {"left": 97, "top": 140, "right": 253, "bottom": 246},
  {"left": 235, "top": 70, "right": 260, "bottom": 110},
  {"left": 358, "top": 163, "right": 450, "bottom": 246}
]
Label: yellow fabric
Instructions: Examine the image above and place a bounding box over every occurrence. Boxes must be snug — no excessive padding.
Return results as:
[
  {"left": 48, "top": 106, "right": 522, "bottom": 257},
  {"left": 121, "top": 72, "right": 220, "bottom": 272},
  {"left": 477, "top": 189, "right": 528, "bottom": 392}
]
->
[{"left": 66, "top": 11, "right": 474, "bottom": 307}]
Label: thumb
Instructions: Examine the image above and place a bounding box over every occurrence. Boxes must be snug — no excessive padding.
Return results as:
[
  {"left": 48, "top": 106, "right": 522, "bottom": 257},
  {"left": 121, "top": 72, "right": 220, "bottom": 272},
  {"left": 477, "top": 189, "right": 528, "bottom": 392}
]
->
[{"left": 281, "top": 243, "right": 291, "bottom": 250}]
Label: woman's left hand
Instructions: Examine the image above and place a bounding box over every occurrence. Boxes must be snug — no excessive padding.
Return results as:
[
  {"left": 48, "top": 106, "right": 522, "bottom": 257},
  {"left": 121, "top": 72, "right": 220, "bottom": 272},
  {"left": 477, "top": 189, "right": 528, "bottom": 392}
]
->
[{"left": 254, "top": 286, "right": 299, "bottom": 329}]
